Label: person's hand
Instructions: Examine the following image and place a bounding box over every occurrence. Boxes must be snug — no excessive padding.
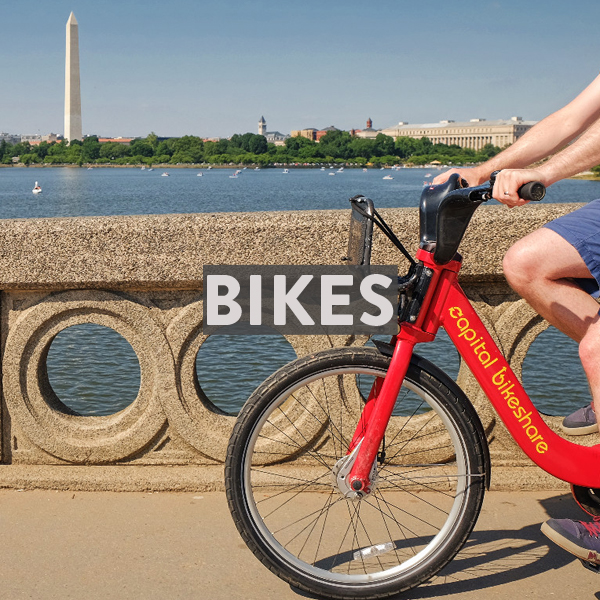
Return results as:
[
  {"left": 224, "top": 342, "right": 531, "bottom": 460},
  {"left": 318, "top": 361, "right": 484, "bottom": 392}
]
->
[
  {"left": 492, "top": 169, "right": 546, "bottom": 207},
  {"left": 432, "top": 167, "right": 487, "bottom": 187}
]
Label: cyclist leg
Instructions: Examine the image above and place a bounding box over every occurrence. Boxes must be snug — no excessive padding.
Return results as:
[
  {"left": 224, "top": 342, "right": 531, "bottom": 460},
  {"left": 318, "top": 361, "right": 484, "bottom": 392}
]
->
[
  {"left": 502, "top": 227, "right": 599, "bottom": 344},
  {"left": 504, "top": 224, "right": 600, "bottom": 564},
  {"left": 503, "top": 227, "right": 600, "bottom": 434}
]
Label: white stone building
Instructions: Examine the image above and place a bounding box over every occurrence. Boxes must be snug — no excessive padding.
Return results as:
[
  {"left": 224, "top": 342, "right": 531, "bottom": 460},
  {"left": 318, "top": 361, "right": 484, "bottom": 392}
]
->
[{"left": 380, "top": 117, "right": 536, "bottom": 150}]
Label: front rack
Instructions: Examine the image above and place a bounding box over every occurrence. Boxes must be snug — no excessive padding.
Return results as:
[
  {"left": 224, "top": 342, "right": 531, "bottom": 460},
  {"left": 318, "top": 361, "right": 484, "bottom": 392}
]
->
[
  {"left": 344, "top": 195, "right": 416, "bottom": 268},
  {"left": 344, "top": 195, "right": 421, "bottom": 324}
]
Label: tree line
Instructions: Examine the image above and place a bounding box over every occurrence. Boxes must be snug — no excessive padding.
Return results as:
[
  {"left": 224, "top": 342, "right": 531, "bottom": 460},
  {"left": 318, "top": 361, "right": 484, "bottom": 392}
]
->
[{"left": 1, "top": 130, "right": 502, "bottom": 167}]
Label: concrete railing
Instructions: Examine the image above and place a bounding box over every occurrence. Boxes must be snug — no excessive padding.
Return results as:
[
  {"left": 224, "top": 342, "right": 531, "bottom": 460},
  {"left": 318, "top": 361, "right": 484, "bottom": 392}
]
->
[{"left": 0, "top": 203, "right": 590, "bottom": 490}]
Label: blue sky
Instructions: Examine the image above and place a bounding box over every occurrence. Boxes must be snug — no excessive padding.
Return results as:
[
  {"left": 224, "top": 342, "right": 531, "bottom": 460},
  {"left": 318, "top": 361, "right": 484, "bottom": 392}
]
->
[{"left": 4, "top": 0, "right": 600, "bottom": 138}]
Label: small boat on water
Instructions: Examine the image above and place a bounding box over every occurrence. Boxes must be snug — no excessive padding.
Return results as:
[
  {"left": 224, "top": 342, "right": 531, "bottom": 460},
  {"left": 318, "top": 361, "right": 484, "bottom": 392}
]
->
[
  {"left": 254, "top": 167, "right": 261, "bottom": 171},
  {"left": 363, "top": 168, "right": 368, "bottom": 172},
  {"left": 283, "top": 169, "right": 289, "bottom": 174},
  {"left": 229, "top": 169, "right": 242, "bottom": 179},
  {"left": 383, "top": 175, "right": 394, "bottom": 180},
  {"left": 148, "top": 168, "right": 153, "bottom": 172},
  {"left": 32, "top": 181, "right": 42, "bottom": 194},
  {"left": 161, "top": 172, "right": 170, "bottom": 177},
  {"left": 197, "top": 172, "right": 203, "bottom": 177},
  {"left": 141, "top": 166, "right": 145, "bottom": 171}
]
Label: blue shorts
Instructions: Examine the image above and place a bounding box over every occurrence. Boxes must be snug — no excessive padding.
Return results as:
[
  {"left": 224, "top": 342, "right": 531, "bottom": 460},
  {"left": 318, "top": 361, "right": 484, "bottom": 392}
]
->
[{"left": 543, "top": 199, "right": 600, "bottom": 298}]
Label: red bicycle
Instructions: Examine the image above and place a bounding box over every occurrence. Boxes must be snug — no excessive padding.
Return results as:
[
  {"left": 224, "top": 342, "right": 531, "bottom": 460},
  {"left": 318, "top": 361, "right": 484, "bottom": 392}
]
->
[{"left": 225, "top": 172, "right": 596, "bottom": 599}]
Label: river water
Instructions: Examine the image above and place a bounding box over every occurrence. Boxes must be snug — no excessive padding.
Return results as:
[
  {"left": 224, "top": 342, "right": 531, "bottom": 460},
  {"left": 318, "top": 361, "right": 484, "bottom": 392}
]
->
[{"left": 2, "top": 166, "right": 598, "bottom": 417}]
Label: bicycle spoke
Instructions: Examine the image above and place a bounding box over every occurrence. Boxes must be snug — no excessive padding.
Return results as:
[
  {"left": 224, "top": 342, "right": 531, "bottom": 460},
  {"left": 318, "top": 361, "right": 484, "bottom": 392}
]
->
[{"left": 229, "top": 350, "right": 484, "bottom": 592}]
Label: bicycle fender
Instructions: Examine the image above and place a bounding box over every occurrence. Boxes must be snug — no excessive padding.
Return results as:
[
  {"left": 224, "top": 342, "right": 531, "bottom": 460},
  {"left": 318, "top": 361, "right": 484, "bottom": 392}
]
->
[{"left": 413, "top": 353, "right": 491, "bottom": 490}]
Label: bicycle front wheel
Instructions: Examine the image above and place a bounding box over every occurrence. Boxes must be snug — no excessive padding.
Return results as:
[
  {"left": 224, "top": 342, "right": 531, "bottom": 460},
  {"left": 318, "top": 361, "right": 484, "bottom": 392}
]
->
[{"left": 226, "top": 347, "right": 486, "bottom": 599}]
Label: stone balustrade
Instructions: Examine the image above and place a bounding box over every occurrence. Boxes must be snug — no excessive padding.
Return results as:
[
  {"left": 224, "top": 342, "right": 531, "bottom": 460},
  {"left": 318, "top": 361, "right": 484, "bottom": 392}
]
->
[{"left": 0, "top": 203, "right": 591, "bottom": 490}]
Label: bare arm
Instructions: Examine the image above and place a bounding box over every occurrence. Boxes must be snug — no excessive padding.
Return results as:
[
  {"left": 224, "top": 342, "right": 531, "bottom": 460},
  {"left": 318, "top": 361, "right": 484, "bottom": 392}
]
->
[
  {"left": 493, "top": 117, "right": 600, "bottom": 206},
  {"left": 433, "top": 72, "right": 600, "bottom": 188},
  {"left": 536, "top": 116, "right": 600, "bottom": 184}
]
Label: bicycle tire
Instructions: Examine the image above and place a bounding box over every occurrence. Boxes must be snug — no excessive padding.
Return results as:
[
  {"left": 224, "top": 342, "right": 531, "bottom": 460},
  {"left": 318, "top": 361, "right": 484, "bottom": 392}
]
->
[{"left": 225, "top": 347, "right": 486, "bottom": 599}]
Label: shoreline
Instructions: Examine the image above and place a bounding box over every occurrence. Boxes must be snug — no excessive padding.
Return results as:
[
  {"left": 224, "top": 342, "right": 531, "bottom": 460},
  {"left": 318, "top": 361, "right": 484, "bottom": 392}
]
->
[
  {"left": 0, "top": 163, "right": 445, "bottom": 170},
  {"left": 3, "top": 163, "right": 600, "bottom": 179},
  {"left": 570, "top": 173, "right": 600, "bottom": 181}
]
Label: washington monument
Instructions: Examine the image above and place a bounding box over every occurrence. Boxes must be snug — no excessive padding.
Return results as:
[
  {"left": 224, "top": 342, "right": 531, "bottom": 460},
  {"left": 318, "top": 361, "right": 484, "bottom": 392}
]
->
[{"left": 65, "top": 12, "right": 82, "bottom": 142}]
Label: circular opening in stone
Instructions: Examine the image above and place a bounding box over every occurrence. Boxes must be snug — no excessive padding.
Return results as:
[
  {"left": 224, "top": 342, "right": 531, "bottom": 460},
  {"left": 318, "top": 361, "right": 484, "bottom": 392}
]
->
[
  {"left": 46, "top": 323, "right": 141, "bottom": 416},
  {"left": 522, "top": 325, "right": 589, "bottom": 416},
  {"left": 195, "top": 334, "right": 297, "bottom": 416}
]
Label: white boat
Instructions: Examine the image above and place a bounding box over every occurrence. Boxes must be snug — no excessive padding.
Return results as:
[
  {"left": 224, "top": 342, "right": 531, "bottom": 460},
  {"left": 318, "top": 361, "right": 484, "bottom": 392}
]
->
[
  {"left": 148, "top": 168, "right": 153, "bottom": 171},
  {"left": 229, "top": 170, "right": 241, "bottom": 179},
  {"left": 363, "top": 168, "right": 368, "bottom": 172},
  {"left": 329, "top": 172, "right": 335, "bottom": 176},
  {"left": 141, "top": 166, "right": 145, "bottom": 171},
  {"left": 197, "top": 173, "right": 203, "bottom": 177},
  {"left": 320, "top": 167, "right": 325, "bottom": 171},
  {"left": 383, "top": 175, "right": 394, "bottom": 180},
  {"left": 161, "top": 172, "right": 170, "bottom": 177},
  {"left": 254, "top": 167, "right": 260, "bottom": 171},
  {"left": 32, "top": 181, "right": 42, "bottom": 194},
  {"left": 283, "top": 169, "right": 289, "bottom": 174}
]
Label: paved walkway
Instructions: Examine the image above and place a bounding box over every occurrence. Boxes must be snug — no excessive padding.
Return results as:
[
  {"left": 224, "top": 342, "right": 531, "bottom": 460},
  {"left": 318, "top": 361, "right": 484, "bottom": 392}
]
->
[{"left": 1, "top": 489, "right": 599, "bottom": 600}]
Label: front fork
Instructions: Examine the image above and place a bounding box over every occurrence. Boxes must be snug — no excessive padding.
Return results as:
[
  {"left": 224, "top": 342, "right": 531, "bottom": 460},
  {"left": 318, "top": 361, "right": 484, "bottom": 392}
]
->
[
  {"left": 345, "top": 251, "right": 460, "bottom": 495},
  {"left": 347, "top": 334, "right": 417, "bottom": 495}
]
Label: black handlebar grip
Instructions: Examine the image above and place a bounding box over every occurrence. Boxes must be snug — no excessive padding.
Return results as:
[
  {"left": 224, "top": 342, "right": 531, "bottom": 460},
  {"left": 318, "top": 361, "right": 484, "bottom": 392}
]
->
[{"left": 518, "top": 181, "right": 546, "bottom": 201}]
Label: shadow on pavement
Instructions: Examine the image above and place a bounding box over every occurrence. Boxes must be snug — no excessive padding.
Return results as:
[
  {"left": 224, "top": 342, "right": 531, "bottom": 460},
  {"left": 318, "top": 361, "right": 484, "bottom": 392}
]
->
[
  {"left": 398, "top": 493, "right": 586, "bottom": 599},
  {"left": 290, "top": 493, "right": 587, "bottom": 599}
]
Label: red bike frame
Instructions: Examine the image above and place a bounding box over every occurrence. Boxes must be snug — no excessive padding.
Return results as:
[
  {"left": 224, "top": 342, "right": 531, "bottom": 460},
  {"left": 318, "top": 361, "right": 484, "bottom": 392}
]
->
[{"left": 348, "top": 248, "right": 600, "bottom": 493}]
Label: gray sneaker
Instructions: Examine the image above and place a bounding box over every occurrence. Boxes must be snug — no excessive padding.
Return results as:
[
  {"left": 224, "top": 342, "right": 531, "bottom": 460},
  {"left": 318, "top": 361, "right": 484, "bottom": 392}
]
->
[
  {"left": 542, "top": 518, "right": 600, "bottom": 563},
  {"left": 561, "top": 402, "right": 597, "bottom": 436}
]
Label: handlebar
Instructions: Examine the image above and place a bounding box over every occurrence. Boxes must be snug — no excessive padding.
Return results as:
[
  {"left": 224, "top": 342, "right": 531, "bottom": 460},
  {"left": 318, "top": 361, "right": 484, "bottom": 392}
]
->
[
  {"left": 517, "top": 180, "right": 547, "bottom": 201},
  {"left": 467, "top": 170, "right": 546, "bottom": 202}
]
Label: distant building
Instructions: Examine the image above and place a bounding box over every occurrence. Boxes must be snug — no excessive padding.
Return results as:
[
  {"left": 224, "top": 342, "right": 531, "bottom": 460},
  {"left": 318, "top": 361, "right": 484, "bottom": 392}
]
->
[
  {"left": 259, "top": 117, "right": 289, "bottom": 146},
  {"left": 265, "top": 132, "right": 288, "bottom": 146},
  {"left": 0, "top": 133, "right": 21, "bottom": 145},
  {"left": 291, "top": 128, "right": 317, "bottom": 141},
  {"left": 380, "top": 117, "right": 536, "bottom": 150},
  {"left": 42, "top": 133, "right": 63, "bottom": 144},
  {"left": 21, "top": 134, "right": 42, "bottom": 143},
  {"left": 316, "top": 126, "right": 338, "bottom": 141},
  {"left": 42, "top": 133, "right": 61, "bottom": 143},
  {"left": 354, "top": 118, "right": 380, "bottom": 139},
  {"left": 97, "top": 137, "right": 134, "bottom": 145}
]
